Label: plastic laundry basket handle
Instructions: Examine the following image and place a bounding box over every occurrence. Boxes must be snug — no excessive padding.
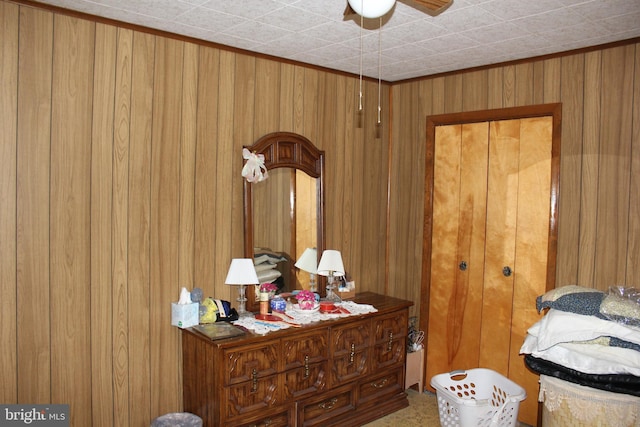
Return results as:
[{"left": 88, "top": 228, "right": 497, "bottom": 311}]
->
[{"left": 449, "top": 370, "right": 468, "bottom": 381}]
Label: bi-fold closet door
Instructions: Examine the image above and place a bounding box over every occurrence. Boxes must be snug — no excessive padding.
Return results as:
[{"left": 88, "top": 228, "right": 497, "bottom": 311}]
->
[{"left": 424, "top": 117, "right": 553, "bottom": 426}]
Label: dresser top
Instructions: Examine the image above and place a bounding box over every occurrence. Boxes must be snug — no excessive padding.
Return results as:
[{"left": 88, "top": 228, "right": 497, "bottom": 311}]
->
[{"left": 182, "top": 292, "right": 413, "bottom": 347}]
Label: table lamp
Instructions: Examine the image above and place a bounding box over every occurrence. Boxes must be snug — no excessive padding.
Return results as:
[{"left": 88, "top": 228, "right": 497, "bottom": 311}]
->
[
  {"left": 295, "top": 247, "right": 318, "bottom": 292},
  {"left": 316, "top": 250, "right": 345, "bottom": 303},
  {"left": 225, "top": 258, "right": 259, "bottom": 317}
]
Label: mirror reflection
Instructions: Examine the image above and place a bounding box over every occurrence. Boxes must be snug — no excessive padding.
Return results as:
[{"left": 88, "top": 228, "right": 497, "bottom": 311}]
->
[
  {"left": 252, "top": 168, "right": 317, "bottom": 293},
  {"left": 243, "top": 132, "right": 325, "bottom": 312}
]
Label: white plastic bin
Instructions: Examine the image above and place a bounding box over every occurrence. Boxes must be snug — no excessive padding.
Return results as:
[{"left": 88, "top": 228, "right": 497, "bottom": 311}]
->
[{"left": 430, "top": 368, "right": 526, "bottom": 427}]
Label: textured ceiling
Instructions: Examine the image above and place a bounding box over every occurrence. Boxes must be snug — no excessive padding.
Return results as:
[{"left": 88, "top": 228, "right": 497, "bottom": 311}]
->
[{"left": 33, "top": 0, "right": 640, "bottom": 82}]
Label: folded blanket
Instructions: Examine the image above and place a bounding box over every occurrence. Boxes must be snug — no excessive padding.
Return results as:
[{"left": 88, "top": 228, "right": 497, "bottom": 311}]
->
[
  {"left": 529, "top": 309, "right": 640, "bottom": 351},
  {"left": 520, "top": 309, "right": 640, "bottom": 376},
  {"left": 521, "top": 333, "right": 640, "bottom": 376},
  {"left": 525, "top": 355, "right": 640, "bottom": 397},
  {"left": 537, "top": 285, "right": 640, "bottom": 327}
]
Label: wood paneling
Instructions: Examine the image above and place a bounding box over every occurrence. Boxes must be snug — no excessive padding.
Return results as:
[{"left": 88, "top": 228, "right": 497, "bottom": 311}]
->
[
  {"left": 127, "top": 30, "right": 155, "bottom": 427},
  {"left": 91, "top": 22, "right": 117, "bottom": 427},
  {"left": 1, "top": 2, "right": 389, "bottom": 424},
  {"left": 2, "top": 1, "right": 639, "bottom": 424},
  {"left": 0, "top": 0, "right": 19, "bottom": 404},
  {"left": 16, "top": 5, "right": 53, "bottom": 405},
  {"left": 150, "top": 36, "right": 184, "bottom": 416},
  {"left": 50, "top": 14, "right": 94, "bottom": 426},
  {"left": 391, "top": 42, "right": 640, "bottom": 325}
]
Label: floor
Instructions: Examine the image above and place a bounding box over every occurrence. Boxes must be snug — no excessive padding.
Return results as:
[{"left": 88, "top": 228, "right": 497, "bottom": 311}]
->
[{"left": 364, "top": 389, "right": 532, "bottom": 427}]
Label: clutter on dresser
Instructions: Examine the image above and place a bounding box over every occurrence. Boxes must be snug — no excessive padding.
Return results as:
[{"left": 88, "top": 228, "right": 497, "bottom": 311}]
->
[
  {"left": 232, "top": 299, "right": 377, "bottom": 335},
  {"left": 171, "top": 287, "right": 199, "bottom": 329}
]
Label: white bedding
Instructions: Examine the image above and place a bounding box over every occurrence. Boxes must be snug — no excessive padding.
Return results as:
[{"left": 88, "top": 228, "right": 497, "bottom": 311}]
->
[{"left": 520, "top": 309, "right": 640, "bottom": 376}]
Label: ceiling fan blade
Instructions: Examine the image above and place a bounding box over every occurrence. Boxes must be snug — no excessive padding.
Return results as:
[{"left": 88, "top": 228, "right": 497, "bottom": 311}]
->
[{"left": 411, "top": 0, "right": 452, "bottom": 12}]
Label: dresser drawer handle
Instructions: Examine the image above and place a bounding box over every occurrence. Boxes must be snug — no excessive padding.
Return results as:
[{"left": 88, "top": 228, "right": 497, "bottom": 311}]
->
[
  {"left": 372, "top": 378, "right": 389, "bottom": 388},
  {"left": 318, "top": 397, "right": 338, "bottom": 410},
  {"left": 251, "top": 368, "right": 258, "bottom": 392},
  {"left": 304, "top": 354, "right": 310, "bottom": 378},
  {"left": 387, "top": 332, "right": 394, "bottom": 351},
  {"left": 349, "top": 343, "right": 355, "bottom": 364}
]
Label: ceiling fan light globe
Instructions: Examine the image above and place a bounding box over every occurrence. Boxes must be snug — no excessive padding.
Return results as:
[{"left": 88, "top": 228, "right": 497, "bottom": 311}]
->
[{"left": 347, "top": 0, "right": 396, "bottom": 19}]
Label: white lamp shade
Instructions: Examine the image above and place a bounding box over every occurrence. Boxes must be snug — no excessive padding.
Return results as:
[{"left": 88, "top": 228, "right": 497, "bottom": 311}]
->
[
  {"left": 348, "top": 0, "right": 395, "bottom": 19},
  {"left": 316, "top": 250, "right": 345, "bottom": 277},
  {"left": 224, "top": 258, "right": 259, "bottom": 285},
  {"left": 295, "top": 248, "right": 318, "bottom": 274}
]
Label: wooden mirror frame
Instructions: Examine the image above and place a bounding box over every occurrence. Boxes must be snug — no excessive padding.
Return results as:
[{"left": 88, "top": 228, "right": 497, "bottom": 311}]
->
[{"left": 243, "top": 132, "right": 325, "bottom": 313}]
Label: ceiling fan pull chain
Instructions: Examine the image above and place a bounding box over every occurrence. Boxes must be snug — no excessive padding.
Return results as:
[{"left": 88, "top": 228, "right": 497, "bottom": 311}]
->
[
  {"left": 377, "top": 16, "right": 382, "bottom": 126},
  {"left": 358, "top": 0, "right": 364, "bottom": 113}
]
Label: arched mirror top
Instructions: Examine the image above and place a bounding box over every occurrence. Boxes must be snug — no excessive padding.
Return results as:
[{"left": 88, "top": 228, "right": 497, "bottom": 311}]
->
[
  {"left": 248, "top": 132, "right": 324, "bottom": 177},
  {"left": 243, "top": 132, "right": 325, "bottom": 312}
]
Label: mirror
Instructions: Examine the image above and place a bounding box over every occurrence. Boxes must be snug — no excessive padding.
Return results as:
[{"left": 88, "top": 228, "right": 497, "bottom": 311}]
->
[{"left": 243, "top": 132, "right": 325, "bottom": 313}]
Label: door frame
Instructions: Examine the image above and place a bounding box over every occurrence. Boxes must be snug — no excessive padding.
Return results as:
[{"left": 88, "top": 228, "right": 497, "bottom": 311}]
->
[{"left": 418, "top": 102, "right": 562, "bottom": 385}]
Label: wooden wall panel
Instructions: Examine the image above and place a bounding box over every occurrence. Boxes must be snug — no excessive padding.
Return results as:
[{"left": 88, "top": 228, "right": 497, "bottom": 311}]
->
[
  {"left": 91, "top": 23, "right": 117, "bottom": 427},
  {"left": 179, "top": 43, "right": 199, "bottom": 288},
  {"left": 195, "top": 47, "right": 219, "bottom": 297},
  {"left": 127, "top": 30, "right": 155, "bottom": 427},
  {"left": 595, "top": 45, "right": 634, "bottom": 286},
  {"left": 255, "top": 58, "right": 280, "bottom": 136},
  {"left": 0, "top": 0, "right": 19, "bottom": 404},
  {"left": 2, "top": 1, "right": 639, "bottom": 425},
  {"left": 462, "top": 70, "right": 488, "bottom": 111},
  {"left": 279, "top": 63, "right": 295, "bottom": 130},
  {"left": 514, "top": 63, "right": 534, "bottom": 105},
  {"left": 559, "top": 53, "right": 586, "bottom": 285},
  {"left": 487, "top": 68, "right": 504, "bottom": 109},
  {"left": 150, "top": 37, "right": 184, "bottom": 416},
  {"left": 215, "top": 50, "right": 237, "bottom": 300},
  {"left": 629, "top": 44, "right": 640, "bottom": 286},
  {"left": 388, "top": 82, "right": 421, "bottom": 299},
  {"left": 50, "top": 14, "right": 94, "bottom": 426},
  {"left": 15, "top": 5, "right": 52, "bottom": 405}
]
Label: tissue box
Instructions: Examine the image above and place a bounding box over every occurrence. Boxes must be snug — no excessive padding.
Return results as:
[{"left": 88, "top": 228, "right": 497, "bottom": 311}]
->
[
  {"left": 171, "top": 302, "right": 199, "bottom": 328},
  {"left": 338, "top": 280, "right": 356, "bottom": 300}
]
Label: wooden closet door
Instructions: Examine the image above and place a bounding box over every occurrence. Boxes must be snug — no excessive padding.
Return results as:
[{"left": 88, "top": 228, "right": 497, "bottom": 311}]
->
[
  {"left": 510, "top": 117, "right": 552, "bottom": 423},
  {"left": 425, "top": 116, "right": 552, "bottom": 426},
  {"left": 425, "top": 122, "right": 489, "bottom": 383},
  {"left": 479, "top": 119, "right": 520, "bottom": 373}
]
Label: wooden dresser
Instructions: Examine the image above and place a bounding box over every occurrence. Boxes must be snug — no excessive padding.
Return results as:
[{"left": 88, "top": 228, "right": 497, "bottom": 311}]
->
[{"left": 182, "top": 292, "right": 412, "bottom": 427}]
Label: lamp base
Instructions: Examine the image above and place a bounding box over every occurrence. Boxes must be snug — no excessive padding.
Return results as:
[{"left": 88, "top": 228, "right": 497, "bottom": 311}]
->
[
  {"left": 309, "top": 274, "right": 317, "bottom": 292},
  {"left": 235, "top": 285, "right": 254, "bottom": 318},
  {"left": 324, "top": 284, "right": 342, "bottom": 304}
]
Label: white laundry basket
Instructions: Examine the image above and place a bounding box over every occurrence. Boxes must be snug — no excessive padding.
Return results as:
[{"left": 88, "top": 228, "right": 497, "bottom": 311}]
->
[{"left": 430, "top": 368, "right": 526, "bottom": 427}]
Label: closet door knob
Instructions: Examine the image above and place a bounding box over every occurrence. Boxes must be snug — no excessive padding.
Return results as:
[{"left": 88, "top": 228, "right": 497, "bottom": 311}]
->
[
  {"left": 459, "top": 261, "right": 467, "bottom": 271},
  {"left": 503, "top": 266, "right": 512, "bottom": 277}
]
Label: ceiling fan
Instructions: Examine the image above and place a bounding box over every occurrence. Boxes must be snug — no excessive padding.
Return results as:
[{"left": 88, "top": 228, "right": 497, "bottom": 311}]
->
[{"left": 344, "top": 0, "right": 452, "bottom": 18}]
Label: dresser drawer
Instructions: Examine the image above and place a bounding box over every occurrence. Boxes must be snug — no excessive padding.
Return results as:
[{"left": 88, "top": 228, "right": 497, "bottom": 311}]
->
[
  {"left": 357, "top": 366, "right": 404, "bottom": 409},
  {"left": 230, "top": 404, "right": 294, "bottom": 427},
  {"left": 372, "top": 311, "right": 407, "bottom": 370},
  {"left": 224, "top": 373, "right": 281, "bottom": 420},
  {"left": 330, "top": 319, "right": 370, "bottom": 386},
  {"left": 297, "top": 384, "right": 356, "bottom": 426},
  {"left": 283, "top": 360, "right": 327, "bottom": 400},
  {"left": 282, "top": 329, "right": 328, "bottom": 370},
  {"left": 223, "top": 342, "right": 280, "bottom": 385}
]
